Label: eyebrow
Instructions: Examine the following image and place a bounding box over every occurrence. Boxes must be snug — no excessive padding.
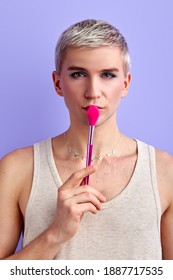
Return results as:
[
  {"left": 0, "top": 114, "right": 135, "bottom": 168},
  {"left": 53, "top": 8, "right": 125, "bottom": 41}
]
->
[
  {"left": 101, "top": 68, "right": 119, "bottom": 72},
  {"left": 67, "top": 66, "right": 87, "bottom": 71},
  {"left": 67, "top": 66, "right": 119, "bottom": 72}
]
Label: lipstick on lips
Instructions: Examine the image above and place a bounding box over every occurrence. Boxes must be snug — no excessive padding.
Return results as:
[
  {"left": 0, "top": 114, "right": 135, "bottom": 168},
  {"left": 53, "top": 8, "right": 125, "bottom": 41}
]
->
[{"left": 84, "top": 105, "right": 100, "bottom": 185}]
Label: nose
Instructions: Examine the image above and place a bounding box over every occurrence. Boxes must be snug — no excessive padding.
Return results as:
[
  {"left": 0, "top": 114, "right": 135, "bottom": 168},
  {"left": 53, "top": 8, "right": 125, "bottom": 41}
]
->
[{"left": 84, "top": 78, "right": 101, "bottom": 99}]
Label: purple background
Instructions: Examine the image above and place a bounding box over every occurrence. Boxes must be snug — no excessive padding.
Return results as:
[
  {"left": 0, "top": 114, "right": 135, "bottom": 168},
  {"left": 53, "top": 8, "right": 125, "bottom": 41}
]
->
[{"left": 0, "top": 0, "right": 173, "bottom": 252}]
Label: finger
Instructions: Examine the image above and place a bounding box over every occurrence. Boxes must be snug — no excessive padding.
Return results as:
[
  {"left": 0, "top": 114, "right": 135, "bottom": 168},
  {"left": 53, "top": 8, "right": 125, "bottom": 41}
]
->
[
  {"left": 58, "top": 185, "right": 106, "bottom": 203},
  {"left": 65, "top": 191, "right": 104, "bottom": 211},
  {"left": 61, "top": 165, "right": 97, "bottom": 190},
  {"left": 77, "top": 203, "right": 98, "bottom": 214},
  {"left": 73, "top": 186, "right": 106, "bottom": 203}
]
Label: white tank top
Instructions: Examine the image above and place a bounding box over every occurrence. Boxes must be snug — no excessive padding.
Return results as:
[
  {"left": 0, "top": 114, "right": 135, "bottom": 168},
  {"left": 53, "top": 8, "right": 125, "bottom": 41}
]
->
[{"left": 23, "top": 139, "right": 162, "bottom": 259}]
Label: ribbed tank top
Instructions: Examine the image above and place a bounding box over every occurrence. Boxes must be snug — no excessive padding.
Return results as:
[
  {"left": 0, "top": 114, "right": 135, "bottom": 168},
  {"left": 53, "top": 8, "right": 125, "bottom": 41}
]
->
[{"left": 23, "top": 139, "right": 162, "bottom": 259}]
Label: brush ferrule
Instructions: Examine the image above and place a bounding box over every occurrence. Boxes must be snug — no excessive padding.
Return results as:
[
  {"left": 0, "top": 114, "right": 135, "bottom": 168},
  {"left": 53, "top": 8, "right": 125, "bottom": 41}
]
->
[
  {"left": 86, "top": 125, "right": 95, "bottom": 169},
  {"left": 88, "top": 125, "right": 95, "bottom": 145}
]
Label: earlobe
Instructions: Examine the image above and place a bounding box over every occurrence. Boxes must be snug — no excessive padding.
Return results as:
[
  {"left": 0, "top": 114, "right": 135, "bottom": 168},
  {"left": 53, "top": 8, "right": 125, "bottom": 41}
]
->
[
  {"left": 52, "top": 71, "right": 63, "bottom": 96},
  {"left": 121, "top": 90, "right": 127, "bottom": 99}
]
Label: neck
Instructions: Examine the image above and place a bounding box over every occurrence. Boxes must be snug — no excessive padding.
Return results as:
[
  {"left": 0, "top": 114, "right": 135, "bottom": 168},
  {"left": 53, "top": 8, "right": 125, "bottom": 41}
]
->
[{"left": 65, "top": 119, "right": 121, "bottom": 158}]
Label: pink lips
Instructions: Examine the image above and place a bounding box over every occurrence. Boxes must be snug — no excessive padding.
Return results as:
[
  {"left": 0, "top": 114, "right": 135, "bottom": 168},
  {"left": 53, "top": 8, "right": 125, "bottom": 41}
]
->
[{"left": 82, "top": 106, "right": 103, "bottom": 110}]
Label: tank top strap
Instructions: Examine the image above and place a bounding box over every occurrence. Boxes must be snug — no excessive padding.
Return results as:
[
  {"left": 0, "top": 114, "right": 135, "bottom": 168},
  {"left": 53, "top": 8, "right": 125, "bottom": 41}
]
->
[
  {"left": 135, "top": 140, "right": 161, "bottom": 231},
  {"left": 148, "top": 144, "right": 162, "bottom": 233}
]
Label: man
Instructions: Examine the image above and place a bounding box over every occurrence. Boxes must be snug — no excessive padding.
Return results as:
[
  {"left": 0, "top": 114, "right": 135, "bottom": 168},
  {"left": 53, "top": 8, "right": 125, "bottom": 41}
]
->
[{"left": 0, "top": 19, "right": 173, "bottom": 259}]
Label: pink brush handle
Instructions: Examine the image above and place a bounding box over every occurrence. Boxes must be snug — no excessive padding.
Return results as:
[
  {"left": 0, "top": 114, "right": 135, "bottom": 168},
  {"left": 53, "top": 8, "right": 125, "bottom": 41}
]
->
[
  {"left": 84, "top": 126, "right": 95, "bottom": 185},
  {"left": 85, "top": 144, "right": 93, "bottom": 184}
]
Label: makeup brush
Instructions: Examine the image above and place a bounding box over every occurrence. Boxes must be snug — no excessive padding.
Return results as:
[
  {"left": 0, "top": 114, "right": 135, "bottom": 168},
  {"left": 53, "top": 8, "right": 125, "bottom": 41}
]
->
[{"left": 85, "top": 105, "right": 100, "bottom": 184}]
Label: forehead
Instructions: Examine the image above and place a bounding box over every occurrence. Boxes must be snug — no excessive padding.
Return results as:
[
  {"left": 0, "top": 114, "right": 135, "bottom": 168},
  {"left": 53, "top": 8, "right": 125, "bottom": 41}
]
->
[{"left": 62, "top": 46, "right": 124, "bottom": 71}]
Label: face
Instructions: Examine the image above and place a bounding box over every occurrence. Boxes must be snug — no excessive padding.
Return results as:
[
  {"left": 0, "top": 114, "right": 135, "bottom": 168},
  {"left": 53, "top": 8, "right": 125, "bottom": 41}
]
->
[{"left": 52, "top": 46, "right": 131, "bottom": 127}]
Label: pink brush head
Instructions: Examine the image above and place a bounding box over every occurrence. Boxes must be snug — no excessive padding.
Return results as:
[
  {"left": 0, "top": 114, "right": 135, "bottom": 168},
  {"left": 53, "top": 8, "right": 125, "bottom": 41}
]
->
[{"left": 87, "top": 105, "right": 100, "bottom": 126}]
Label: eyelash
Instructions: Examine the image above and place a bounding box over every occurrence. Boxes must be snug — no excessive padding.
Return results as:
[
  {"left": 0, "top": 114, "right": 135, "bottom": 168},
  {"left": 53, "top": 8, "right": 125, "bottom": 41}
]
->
[
  {"left": 101, "top": 72, "right": 117, "bottom": 78},
  {"left": 70, "top": 71, "right": 87, "bottom": 78},
  {"left": 70, "top": 71, "right": 117, "bottom": 79}
]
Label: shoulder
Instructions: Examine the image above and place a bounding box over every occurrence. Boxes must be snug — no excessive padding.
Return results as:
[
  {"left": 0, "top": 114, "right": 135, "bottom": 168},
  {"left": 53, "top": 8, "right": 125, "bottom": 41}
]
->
[
  {"left": 155, "top": 149, "right": 173, "bottom": 211},
  {"left": 0, "top": 146, "right": 34, "bottom": 197},
  {"left": 155, "top": 149, "right": 173, "bottom": 181},
  {"left": 155, "top": 149, "right": 173, "bottom": 259},
  {"left": 0, "top": 146, "right": 34, "bottom": 173}
]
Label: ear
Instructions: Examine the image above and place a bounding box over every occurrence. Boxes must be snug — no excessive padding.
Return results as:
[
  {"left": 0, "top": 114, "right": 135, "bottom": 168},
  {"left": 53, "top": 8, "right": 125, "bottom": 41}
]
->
[
  {"left": 121, "top": 72, "right": 132, "bottom": 98},
  {"left": 52, "top": 71, "right": 63, "bottom": 96}
]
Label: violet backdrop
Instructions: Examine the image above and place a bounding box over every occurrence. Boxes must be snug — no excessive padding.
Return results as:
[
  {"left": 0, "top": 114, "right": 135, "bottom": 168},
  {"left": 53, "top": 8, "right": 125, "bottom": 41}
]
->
[{"left": 0, "top": 0, "right": 173, "bottom": 252}]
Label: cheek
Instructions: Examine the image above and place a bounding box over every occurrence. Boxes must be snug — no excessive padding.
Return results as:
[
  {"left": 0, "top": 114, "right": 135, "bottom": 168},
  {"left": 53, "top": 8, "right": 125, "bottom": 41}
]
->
[
  {"left": 110, "top": 80, "right": 125, "bottom": 100},
  {"left": 61, "top": 78, "right": 83, "bottom": 96},
  {"left": 108, "top": 84, "right": 123, "bottom": 100},
  {"left": 61, "top": 88, "right": 79, "bottom": 111},
  {"left": 114, "top": 80, "right": 125, "bottom": 91},
  {"left": 106, "top": 86, "right": 123, "bottom": 109}
]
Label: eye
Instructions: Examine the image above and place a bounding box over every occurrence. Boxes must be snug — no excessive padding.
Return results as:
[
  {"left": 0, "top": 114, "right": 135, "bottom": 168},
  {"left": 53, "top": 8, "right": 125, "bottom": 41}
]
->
[
  {"left": 70, "top": 71, "right": 87, "bottom": 78},
  {"left": 100, "top": 72, "right": 117, "bottom": 78}
]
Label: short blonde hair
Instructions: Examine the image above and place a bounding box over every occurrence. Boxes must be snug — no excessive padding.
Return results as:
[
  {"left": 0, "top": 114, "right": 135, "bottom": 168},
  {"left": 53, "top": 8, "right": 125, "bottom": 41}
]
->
[{"left": 55, "top": 19, "right": 131, "bottom": 75}]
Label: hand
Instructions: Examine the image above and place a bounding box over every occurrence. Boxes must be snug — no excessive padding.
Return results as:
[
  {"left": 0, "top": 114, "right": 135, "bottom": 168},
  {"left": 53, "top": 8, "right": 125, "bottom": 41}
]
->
[{"left": 50, "top": 165, "right": 106, "bottom": 244}]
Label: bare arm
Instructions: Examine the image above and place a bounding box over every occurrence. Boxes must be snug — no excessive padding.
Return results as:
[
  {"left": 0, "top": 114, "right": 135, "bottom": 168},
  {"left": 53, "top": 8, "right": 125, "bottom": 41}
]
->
[
  {"left": 0, "top": 150, "right": 105, "bottom": 259},
  {"left": 156, "top": 150, "right": 173, "bottom": 259},
  {"left": 161, "top": 203, "right": 173, "bottom": 259}
]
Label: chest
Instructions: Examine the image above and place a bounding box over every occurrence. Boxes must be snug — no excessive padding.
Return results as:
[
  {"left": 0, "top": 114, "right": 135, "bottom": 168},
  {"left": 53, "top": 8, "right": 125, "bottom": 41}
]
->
[{"left": 55, "top": 154, "right": 137, "bottom": 201}]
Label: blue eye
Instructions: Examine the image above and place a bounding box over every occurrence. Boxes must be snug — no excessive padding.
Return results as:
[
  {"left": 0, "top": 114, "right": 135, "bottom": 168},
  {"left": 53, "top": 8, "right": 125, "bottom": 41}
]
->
[
  {"left": 101, "top": 72, "right": 116, "bottom": 78},
  {"left": 70, "top": 71, "right": 87, "bottom": 78}
]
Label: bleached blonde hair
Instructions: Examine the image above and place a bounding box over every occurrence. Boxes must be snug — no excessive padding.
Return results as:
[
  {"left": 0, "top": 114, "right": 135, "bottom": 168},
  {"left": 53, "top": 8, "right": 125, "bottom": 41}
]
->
[{"left": 55, "top": 19, "right": 131, "bottom": 75}]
